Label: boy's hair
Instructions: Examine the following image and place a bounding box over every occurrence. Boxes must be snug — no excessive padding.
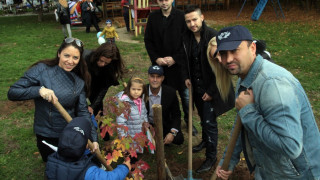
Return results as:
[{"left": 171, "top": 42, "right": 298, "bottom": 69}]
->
[
  {"left": 184, "top": 5, "right": 201, "bottom": 15},
  {"left": 123, "top": 77, "right": 147, "bottom": 102}
]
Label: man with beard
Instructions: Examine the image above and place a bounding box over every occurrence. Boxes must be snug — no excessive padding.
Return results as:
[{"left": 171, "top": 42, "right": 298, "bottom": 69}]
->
[
  {"left": 181, "top": 6, "right": 235, "bottom": 173},
  {"left": 144, "top": 0, "right": 198, "bottom": 136},
  {"left": 215, "top": 25, "right": 320, "bottom": 180},
  {"left": 146, "top": 65, "right": 184, "bottom": 145}
]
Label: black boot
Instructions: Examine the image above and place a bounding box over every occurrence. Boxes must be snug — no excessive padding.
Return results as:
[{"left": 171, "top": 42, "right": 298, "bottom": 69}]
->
[
  {"left": 196, "top": 157, "right": 217, "bottom": 173},
  {"left": 192, "top": 141, "right": 206, "bottom": 153}
]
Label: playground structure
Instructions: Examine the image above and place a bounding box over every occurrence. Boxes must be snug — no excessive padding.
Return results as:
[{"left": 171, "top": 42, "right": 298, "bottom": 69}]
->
[
  {"left": 128, "top": 0, "right": 159, "bottom": 36},
  {"left": 102, "top": 0, "right": 225, "bottom": 36}
]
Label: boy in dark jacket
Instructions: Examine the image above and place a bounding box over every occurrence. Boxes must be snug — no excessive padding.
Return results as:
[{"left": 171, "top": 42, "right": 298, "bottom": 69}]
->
[{"left": 45, "top": 117, "right": 130, "bottom": 180}]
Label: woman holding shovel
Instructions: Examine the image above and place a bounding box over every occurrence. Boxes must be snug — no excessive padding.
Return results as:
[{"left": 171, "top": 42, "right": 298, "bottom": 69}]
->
[{"left": 7, "top": 38, "right": 99, "bottom": 162}]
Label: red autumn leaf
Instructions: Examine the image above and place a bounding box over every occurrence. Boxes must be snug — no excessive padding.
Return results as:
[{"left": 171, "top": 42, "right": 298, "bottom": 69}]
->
[
  {"left": 147, "top": 141, "right": 156, "bottom": 151},
  {"left": 133, "top": 132, "right": 148, "bottom": 147},
  {"left": 136, "top": 160, "right": 150, "bottom": 171},
  {"left": 105, "top": 153, "right": 113, "bottom": 165},
  {"left": 128, "top": 148, "right": 137, "bottom": 158},
  {"left": 100, "top": 126, "right": 108, "bottom": 138}
]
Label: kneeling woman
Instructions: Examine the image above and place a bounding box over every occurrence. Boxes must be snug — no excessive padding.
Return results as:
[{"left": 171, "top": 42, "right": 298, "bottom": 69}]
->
[
  {"left": 7, "top": 38, "right": 99, "bottom": 162},
  {"left": 83, "top": 43, "right": 126, "bottom": 116}
]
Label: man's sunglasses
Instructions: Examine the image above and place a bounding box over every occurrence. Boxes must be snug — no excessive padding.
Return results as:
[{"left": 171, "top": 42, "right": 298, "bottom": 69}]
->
[{"left": 64, "top": 38, "right": 83, "bottom": 47}]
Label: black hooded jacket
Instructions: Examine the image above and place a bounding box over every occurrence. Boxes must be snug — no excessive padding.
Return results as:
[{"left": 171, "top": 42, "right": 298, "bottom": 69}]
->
[{"left": 182, "top": 22, "right": 235, "bottom": 116}]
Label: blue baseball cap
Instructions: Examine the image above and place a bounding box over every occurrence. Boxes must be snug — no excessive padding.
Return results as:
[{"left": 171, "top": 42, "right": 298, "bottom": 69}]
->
[
  {"left": 148, "top": 65, "right": 164, "bottom": 76},
  {"left": 215, "top": 25, "right": 253, "bottom": 54},
  {"left": 58, "top": 117, "right": 91, "bottom": 161},
  {"left": 106, "top": 19, "right": 112, "bottom": 24}
]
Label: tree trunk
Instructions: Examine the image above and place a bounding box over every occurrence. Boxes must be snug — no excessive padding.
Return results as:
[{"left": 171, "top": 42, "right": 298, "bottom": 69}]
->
[{"left": 38, "top": 0, "right": 43, "bottom": 22}]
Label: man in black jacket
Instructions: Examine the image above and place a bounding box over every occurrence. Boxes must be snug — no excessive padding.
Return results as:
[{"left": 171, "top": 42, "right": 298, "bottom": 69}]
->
[
  {"left": 146, "top": 65, "right": 184, "bottom": 145},
  {"left": 144, "top": 0, "right": 198, "bottom": 136},
  {"left": 182, "top": 6, "right": 235, "bottom": 173}
]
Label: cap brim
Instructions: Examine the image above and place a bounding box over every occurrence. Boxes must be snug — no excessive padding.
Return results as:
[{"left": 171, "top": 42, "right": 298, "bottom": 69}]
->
[
  {"left": 214, "top": 41, "right": 242, "bottom": 58},
  {"left": 217, "top": 41, "right": 242, "bottom": 52}
]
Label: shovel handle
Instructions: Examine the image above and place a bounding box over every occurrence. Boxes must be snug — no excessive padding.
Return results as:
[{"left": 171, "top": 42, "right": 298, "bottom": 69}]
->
[
  {"left": 53, "top": 101, "right": 113, "bottom": 171},
  {"left": 147, "top": 129, "right": 174, "bottom": 179},
  {"left": 188, "top": 87, "right": 193, "bottom": 172},
  {"left": 211, "top": 115, "right": 242, "bottom": 180}
]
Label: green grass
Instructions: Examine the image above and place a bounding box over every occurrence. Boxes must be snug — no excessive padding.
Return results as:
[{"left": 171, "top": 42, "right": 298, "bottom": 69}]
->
[{"left": 0, "top": 14, "right": 319, "bottom": 179}]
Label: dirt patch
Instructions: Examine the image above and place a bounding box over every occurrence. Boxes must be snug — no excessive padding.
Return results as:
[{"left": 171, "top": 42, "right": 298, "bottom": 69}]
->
[
  {"left": 204, "top": 4, "right": 320, "bottom": 26},
  {"left": 0, "top": 100, "right": 34, "bottom": 116}
]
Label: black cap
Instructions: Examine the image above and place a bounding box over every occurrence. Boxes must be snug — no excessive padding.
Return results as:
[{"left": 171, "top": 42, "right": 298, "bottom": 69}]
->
[
  {"left": 58, "top": 117, "right": 91, "bottom": 161},
  {"left": 148, "top": 65, "right": 164, "bottom": 76}
]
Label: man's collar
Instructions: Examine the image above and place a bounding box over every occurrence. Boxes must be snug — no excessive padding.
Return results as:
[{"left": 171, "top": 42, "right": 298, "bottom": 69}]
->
[{"left": 149, "top": 85, "right": 162, "bottom": 96}]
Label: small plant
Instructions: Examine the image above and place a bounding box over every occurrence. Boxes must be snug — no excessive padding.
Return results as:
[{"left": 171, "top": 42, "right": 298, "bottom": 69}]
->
[{"left": 98, "top": 96, "right": 155, "bottom": 179}]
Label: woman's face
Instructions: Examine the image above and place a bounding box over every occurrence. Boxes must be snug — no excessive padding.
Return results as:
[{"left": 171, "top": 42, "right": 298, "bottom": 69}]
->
[
  {"left": 58, "top": 46, "right": 80, "bottom": 72},
  {"left": 97, "top": 56, "right": 112, "bottom": 67}
]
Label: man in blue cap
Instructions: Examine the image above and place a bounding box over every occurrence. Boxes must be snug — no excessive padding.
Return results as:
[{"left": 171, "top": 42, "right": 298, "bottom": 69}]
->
[
  {"left": 146, "top": 65, "right": 184, "bottom": 145},
  {"left": 45, "top": 117, "right": 131, "bottom": 180},
  {"left": 215, "top": 25, "right": 320, "bottom": 180}
]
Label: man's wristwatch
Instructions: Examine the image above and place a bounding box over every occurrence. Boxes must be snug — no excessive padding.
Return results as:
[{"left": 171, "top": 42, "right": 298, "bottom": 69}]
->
[{"left": 170, "top": 131, "right": 177, "bottom": 137}]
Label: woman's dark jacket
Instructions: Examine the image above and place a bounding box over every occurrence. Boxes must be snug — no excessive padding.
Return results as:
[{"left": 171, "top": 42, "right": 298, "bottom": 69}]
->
[
  {"left": 182, "top": 22, "right": 235, "bottom": 116},
  {"left": 7, "top": 63, "right": 97, "bottom": 142},
  {"left": 56, "top": 3, "right": 71, "bottom": 25},
  {"left": 84, "top": 50, "right": 119, "bottom": 115}
]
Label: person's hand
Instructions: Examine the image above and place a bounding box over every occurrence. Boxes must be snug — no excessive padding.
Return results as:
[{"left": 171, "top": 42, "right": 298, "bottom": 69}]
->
[
  {"left": 116, "top": 37, "right": 119, "bottom": 40},
  {"left": 39, "top": 87, "right": 58, "bottom": 104},
  {"left": 235, "top": 89, "right": 254, "bottom": 110},
  {"left": 123, "top": 157, "right": 131, "bottom": 170},
  {"left": 88, "top": 106, "right": 94, "bottom": 115},
  {"left": 87, "top": 7, "right": 90, "bottom": 10},
  {"left": 185, "top": 79, "right": 191, "bottom": 88},
  {"left": 90, "top": 142, "right": 99, "bottom": 153},
  {"left": 216, "top": 166, "right": 233, "bottom": 180},
  {"left": 155, "top": 58, "right": 167, "bottom": 66},
  {"left": 164, "top": 56, "right": 175, "bottom": 67},
  {"left": 202, "top": 92, "right": 212, "bottom": 101},
  {"left": 163, "top": 132, "right": 174, "bottom": 144}
]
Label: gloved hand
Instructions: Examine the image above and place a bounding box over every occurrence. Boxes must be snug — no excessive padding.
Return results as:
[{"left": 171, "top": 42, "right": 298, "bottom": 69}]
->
[{"left": 39, "top": 87, "right": 58, "bottom": 104}]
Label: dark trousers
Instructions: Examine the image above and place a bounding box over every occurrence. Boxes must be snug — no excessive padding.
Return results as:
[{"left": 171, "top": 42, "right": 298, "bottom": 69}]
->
[
  {"left": 194, "top": 92, "right": 218, "bottom": 159},
  {"left": 123, "top": 9, "right": 130, "bottom": 32},
  {"left": 86, "top": 13, "right": 100, "bottom": 33},
  {"left": 178, "top": 87, "right": 189, "bottom": 125},
  {"left": 36, "top": 134, "right": 59, "bottom": 162}
]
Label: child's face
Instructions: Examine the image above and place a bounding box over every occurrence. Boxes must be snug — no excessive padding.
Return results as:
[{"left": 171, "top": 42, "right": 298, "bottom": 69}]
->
[
  {"left": 107, "top": 23, "right": 112, "bottom": 27},
  {"left": 130, "top": 82, "right": 143, "bottom": 100}
]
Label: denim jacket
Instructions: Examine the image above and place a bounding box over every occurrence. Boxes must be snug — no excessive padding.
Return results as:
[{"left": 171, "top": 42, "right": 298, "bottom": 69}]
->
[
  {"left": 219, "top": 55, "right": 320, "bottom": 179},
  {"left": 8, "top": 63, "right": 97, "bottom": 142}
]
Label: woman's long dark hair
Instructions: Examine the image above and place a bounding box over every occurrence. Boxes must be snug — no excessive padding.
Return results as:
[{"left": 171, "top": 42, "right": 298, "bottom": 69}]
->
[
  {"left": 30, "top": 40, "right": 91, "bottom": 96},
  {"left": 89, "top": 43, "right": 126, "bottom": 81}
]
